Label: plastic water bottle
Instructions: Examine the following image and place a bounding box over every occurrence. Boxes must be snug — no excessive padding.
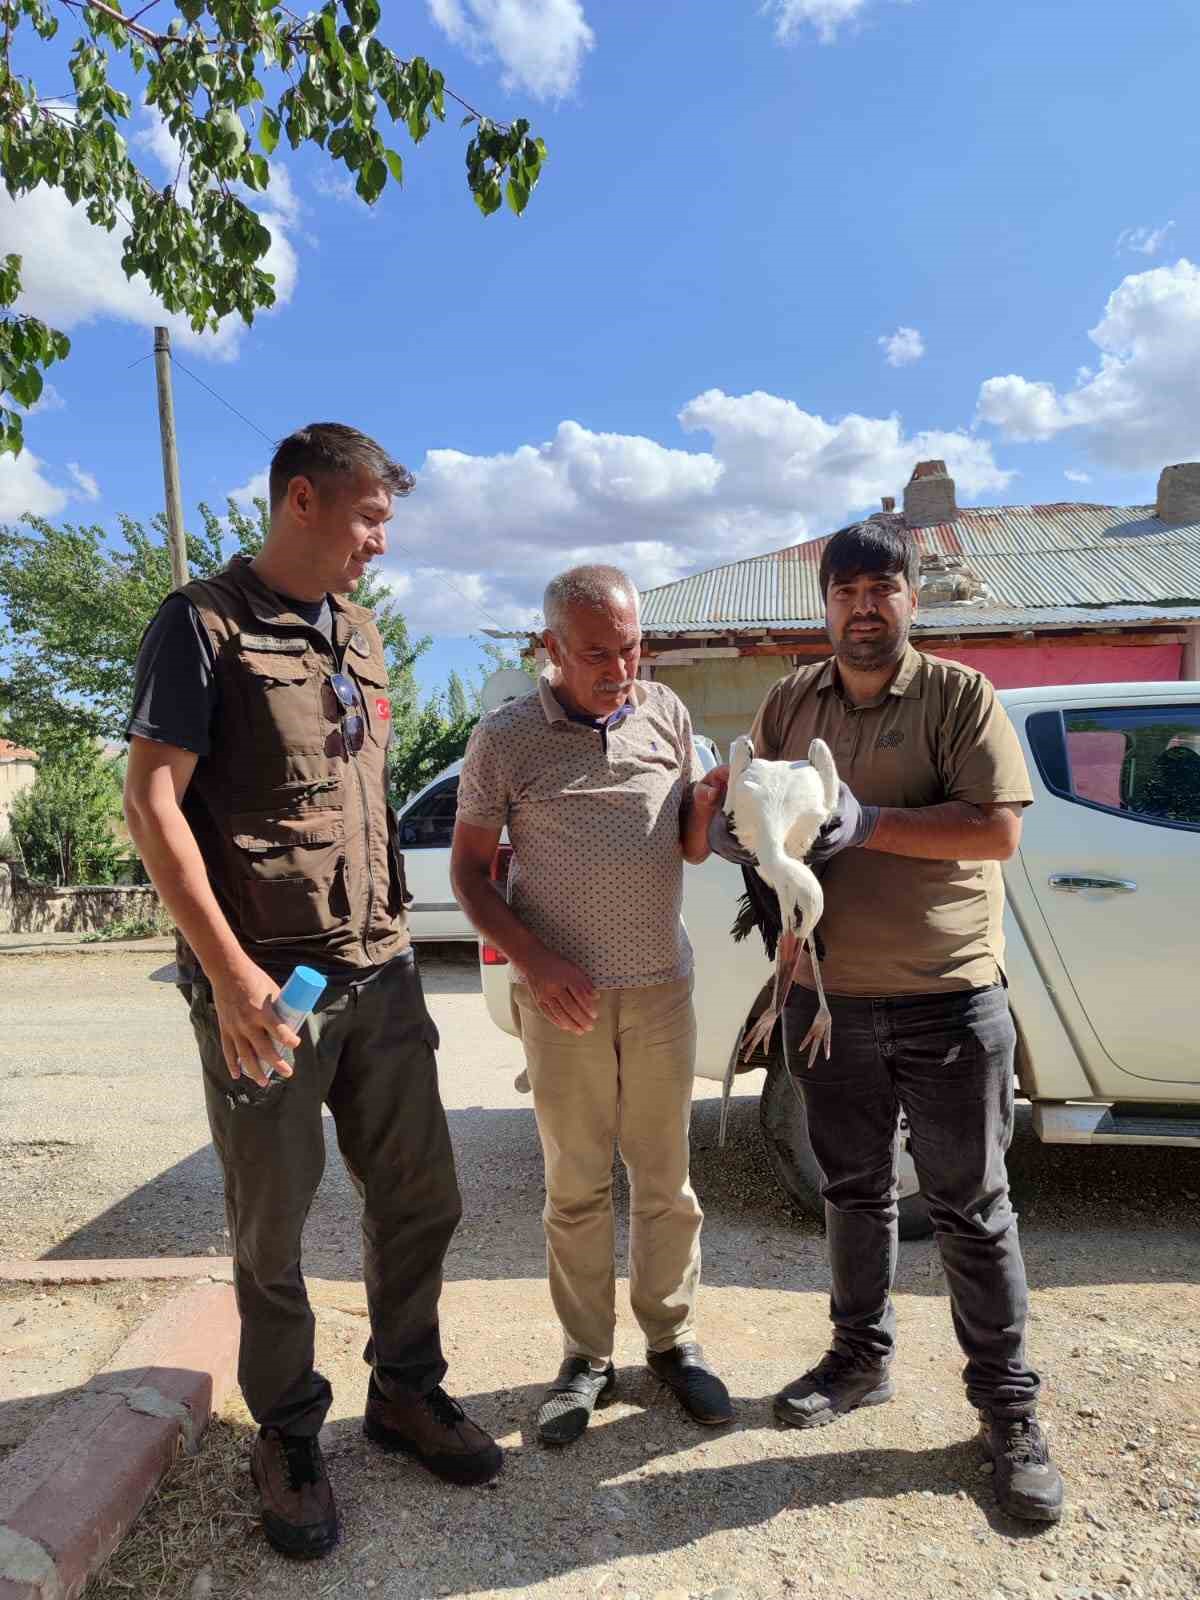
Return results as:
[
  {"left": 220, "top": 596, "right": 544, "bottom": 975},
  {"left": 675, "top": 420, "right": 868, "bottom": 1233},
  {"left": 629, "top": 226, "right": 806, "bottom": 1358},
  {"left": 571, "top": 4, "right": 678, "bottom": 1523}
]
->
[{"left": 262, "top": 965, "right": 326, "bottom": 1081}]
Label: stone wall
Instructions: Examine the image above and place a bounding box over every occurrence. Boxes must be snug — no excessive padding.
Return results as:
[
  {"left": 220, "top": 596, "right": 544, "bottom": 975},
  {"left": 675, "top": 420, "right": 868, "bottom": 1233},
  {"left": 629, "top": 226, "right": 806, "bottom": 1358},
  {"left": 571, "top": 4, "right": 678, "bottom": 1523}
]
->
[{"left": 0, "top": 862, "right": 163, "bottom": 934}]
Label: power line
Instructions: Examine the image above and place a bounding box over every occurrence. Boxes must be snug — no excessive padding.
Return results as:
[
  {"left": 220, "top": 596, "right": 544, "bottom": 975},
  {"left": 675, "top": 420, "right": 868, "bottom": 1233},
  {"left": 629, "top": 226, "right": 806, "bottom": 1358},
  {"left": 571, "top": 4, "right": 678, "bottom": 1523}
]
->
[
  {"left": 154, "top": 344, "right": 513, "bottom": 634},
  {"left": 378, "top": 533, "right": 511, "bottom": 633},
  {"left": 169, "top": 353, "right": 277, "bottom": 445}
]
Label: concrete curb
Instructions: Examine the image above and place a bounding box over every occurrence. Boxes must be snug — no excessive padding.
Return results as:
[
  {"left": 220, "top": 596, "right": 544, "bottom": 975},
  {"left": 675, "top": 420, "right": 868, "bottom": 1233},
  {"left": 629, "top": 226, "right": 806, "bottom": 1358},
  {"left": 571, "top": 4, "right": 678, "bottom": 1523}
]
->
[
  {"left": 0, "top": 1257, "right": 232, "bottom": 1285},
  {"left": 0, "top": 939, "right": 175, "bottom": 959},
  {"left": 0, "top": 1281, "right": 239, "bottom": 1600}
]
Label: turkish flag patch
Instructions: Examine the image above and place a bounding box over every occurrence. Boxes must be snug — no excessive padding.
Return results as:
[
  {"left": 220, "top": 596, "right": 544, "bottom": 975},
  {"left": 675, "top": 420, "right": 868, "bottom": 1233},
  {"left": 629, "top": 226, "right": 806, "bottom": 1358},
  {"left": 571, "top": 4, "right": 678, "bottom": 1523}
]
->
[{"left": 375, "top": 696, "right": 391, "bottom": 721}]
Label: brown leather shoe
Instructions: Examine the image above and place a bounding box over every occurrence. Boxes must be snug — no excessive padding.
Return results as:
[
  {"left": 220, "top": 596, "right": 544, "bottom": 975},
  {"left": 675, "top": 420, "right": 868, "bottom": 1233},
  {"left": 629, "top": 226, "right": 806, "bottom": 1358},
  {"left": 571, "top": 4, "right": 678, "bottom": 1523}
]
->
[
  {"left": 250, "top": 1430, "right": 339, "bottom": 1559},
  {"left": 363, "top": 1379, "right": 503, "bottom": 1486}
]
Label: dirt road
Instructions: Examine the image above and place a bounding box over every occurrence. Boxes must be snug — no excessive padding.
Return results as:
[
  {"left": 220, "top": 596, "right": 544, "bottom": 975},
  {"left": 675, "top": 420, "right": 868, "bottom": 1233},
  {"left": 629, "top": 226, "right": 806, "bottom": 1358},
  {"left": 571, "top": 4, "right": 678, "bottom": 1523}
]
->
[{"left": 2, "top": 948, "right": 1199, "bottom": 1600}]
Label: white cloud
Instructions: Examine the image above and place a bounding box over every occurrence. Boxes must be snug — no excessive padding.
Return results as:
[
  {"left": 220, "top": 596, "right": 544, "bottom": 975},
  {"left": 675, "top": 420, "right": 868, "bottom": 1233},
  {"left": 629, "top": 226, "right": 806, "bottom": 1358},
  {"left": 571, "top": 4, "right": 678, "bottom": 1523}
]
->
[
  {"left": 369, "top": 390, "right": 1011, "bottom": 635},
  {"left": 977, "top": 258, "right": 1200, "bottom": 470},
  {"left": 0, "top": 451, "right": 71, "bottom": 521},
  {"left": 1, "top": 111, "right": 299, "bottom": 364},
  {"left": 229, "top": 469, "right": 270, "bottom": 507},
  {"left": 66, "top": 462, "right": 101, "bottom": 501},
  {"left": 1063, "top": 468, "right": 1091, "bottom": 484},
  {"left": 312, "top": 171, "right": 361, "bottom": 206},
  {"left": 1116, "top": 221, "right": 1175, "bottom": 257},
  {"left": 25, "top": 382, "right": 66, "bottom": 416},
  {"left": 428, "top": 0, "right": 594, "bottom": 98},
  {"left": 763, "top": 0, "right": 873, "bottom": 44},
  {"left": 879, "top": 325, "right": 925, "bottom": 367}
]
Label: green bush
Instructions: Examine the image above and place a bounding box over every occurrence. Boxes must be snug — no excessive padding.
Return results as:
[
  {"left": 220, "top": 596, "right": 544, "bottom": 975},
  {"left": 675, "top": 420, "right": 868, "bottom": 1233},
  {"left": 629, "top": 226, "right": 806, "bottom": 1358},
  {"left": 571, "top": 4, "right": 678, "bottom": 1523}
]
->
[
  {"left": 81, "top": 907, "right": 172, "bottom": 943},
  {"left": 8, "top": 745, "right": 125, "bottom": 886}
]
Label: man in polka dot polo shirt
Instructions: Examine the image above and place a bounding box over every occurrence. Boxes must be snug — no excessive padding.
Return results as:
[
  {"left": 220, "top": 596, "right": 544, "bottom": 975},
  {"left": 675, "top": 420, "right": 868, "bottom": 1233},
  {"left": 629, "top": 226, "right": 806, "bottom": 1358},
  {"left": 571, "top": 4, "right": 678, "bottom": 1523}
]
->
[{"left": 452, "top": 564, "right": 734, "bottom": 1446}]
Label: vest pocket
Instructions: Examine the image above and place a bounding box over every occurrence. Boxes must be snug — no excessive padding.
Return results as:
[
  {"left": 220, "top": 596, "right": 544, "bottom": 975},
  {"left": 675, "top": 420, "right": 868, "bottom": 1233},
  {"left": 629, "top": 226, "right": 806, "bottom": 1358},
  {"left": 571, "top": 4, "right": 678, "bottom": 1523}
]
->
[
  {"left": 229, "top": 809, "right": 348, "bottom": 946},
  {"left": 347, "top": 655, "right": 392, "bottom": 746},
  {"left": 238, "top": 648, "right": 324, "bottom": 753}
]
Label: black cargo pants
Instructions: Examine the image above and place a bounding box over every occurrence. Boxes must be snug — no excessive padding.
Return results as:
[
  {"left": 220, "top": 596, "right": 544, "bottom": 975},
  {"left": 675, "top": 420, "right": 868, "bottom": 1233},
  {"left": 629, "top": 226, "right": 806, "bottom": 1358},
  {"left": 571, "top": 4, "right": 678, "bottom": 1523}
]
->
[
  {"left": 783, "top": 982, "right": 1040, "bottom": 1419},
  {"left": 185, "top": 951, "right": 463, "bottom": 1436}
]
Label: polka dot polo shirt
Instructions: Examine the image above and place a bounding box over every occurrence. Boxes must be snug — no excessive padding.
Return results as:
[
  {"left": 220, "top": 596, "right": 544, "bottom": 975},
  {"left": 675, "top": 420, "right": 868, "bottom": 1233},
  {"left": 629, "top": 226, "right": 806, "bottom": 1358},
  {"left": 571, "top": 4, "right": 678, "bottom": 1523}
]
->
[{"left": 456, "top": 675, "right": 703, "bottom": 989}]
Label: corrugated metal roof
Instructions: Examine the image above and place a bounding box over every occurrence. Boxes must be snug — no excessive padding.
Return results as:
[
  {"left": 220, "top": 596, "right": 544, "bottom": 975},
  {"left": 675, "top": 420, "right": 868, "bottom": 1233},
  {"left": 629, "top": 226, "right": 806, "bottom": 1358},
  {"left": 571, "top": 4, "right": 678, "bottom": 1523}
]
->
[
  {"left": 646, "top": 604, "right": 1200, "bottom": 637},
  {"left": 639, "top": 503, "right": 1200, "bottom": 633}
]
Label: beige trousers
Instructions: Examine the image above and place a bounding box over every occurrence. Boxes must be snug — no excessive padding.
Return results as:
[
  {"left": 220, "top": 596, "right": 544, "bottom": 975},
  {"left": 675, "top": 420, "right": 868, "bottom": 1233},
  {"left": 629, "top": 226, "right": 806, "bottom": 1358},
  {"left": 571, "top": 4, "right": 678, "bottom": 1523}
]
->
[{"left": 512, "top": 977, "right": 702, "bottom": 1362}]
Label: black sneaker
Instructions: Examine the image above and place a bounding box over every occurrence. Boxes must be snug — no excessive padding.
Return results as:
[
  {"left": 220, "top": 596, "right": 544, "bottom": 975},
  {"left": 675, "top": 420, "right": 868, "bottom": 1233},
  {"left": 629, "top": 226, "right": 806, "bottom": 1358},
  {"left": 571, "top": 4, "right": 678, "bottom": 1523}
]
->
[
  {"left": 250, "top": 1430, "right": 339, "bottom": 1559},
  {"left": 536, "top": 1357, "right": 616, "bottom": 1445},
  {"left": 646, "top": 1343, "right": 734, "bottom": 1425},
  {"left": 773, "top": 1349, "right": 895, "bottom": 1429},
  {"left": 978, "top": 1411, "right": 1064, "bottom": 1523}
]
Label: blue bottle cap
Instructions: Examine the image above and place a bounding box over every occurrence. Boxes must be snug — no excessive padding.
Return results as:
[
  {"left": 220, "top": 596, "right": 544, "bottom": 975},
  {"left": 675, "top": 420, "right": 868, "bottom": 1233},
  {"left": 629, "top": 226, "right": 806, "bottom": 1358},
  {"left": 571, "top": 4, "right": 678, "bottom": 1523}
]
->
[{"left": 278, "top": 965, "right": 327, "bottom": 1015}]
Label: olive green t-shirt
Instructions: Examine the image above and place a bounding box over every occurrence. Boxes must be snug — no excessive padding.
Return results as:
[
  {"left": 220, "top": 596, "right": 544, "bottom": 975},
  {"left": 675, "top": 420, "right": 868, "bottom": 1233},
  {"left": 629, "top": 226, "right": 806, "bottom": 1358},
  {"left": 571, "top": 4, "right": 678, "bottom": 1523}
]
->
[{"left": 749, "top": 645, "right": 1034, "bottom": 996}]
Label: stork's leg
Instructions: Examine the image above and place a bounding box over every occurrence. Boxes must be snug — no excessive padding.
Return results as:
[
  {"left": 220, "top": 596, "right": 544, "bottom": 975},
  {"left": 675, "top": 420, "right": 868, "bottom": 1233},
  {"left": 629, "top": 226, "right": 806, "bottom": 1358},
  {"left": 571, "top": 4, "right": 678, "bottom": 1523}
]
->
[
  {"left": 795, "top": 937, "right": 832, "bottom": 1069},
  {"left": 740, "top": 931, "right": 805, "bottom": 1063}
]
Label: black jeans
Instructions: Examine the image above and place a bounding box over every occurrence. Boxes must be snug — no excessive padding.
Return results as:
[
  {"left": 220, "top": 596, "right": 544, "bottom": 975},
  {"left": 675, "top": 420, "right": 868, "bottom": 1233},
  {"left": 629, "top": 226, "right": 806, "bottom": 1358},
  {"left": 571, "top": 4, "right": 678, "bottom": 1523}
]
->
[
  {"left": 783, "top": 982, "right": 1040, "bottom": 1418},
  {"left": 186, "top": 953, "right": 463, "bottom": 1436}
]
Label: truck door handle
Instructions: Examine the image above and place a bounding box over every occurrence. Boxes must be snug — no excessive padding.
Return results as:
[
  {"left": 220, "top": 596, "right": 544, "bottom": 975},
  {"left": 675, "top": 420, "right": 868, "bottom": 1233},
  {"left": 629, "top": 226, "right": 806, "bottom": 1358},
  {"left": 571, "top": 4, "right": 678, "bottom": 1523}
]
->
[{"left": 1048, "top": 873, "right": 1137, "bottom": 894}]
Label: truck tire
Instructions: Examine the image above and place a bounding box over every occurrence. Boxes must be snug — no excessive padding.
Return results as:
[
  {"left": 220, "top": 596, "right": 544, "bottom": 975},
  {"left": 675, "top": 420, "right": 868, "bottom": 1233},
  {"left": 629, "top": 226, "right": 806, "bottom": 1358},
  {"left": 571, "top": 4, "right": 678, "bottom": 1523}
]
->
[{"left": 759, "top": 1062, "right": 934, "bottom": 1242}]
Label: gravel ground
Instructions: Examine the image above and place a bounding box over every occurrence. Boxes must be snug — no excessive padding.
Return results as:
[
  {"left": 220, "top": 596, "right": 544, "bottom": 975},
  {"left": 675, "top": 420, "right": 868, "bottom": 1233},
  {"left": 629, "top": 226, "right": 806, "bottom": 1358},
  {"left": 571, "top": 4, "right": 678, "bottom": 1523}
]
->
[
  {"left": 2, "top": 948, "right": 1199, "bottom": 1600},
  {"left": 0, "top": 1279, "right": 184, "bottom": 1457}
]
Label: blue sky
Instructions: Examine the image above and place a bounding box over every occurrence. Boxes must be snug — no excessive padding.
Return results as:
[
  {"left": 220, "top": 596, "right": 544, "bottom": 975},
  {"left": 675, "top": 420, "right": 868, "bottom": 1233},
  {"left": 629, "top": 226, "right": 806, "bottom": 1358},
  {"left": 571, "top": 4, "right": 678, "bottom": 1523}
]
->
[{"left": 4, "top": 0, "right": 1200, "bottom": 698}]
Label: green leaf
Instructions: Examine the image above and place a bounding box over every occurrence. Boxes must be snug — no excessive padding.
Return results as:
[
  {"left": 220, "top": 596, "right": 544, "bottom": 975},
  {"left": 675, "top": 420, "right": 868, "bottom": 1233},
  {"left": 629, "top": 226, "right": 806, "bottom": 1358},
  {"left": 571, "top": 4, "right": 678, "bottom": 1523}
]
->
[
  {"left": 213, "top": 107, "right": 246, "bottom": 160},
  {"left": 179, "top": 0, "right": 205, "bottom": 22},
  {"left": 259, "top": 108, "right": 280, "bottom": 155},
  {"left": 384, "top": 147, "right": 403, "bottom": 183},
  {"left": 10, "top": 367, "right": 44, "bottom": 407}
]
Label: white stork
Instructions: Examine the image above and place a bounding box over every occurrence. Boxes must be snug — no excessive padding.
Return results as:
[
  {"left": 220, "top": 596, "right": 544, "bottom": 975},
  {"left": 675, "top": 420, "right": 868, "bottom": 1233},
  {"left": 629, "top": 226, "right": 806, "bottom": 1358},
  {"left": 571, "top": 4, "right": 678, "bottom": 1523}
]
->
[{"left": 725, "top": 735, "right": 839, "bottom": 1068}]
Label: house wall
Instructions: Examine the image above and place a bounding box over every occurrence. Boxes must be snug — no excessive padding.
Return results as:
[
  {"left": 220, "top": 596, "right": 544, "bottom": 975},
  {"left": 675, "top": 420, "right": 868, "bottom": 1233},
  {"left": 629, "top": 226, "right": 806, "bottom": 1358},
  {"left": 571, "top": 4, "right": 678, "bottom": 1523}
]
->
[
  {"left": 927, "top": 640, "right": 1184, "bottom": 690},
  {"left": 654, "top": 635, "right": 1188, "bottom": 748},
  {"left": 0, "top": 757, "right": 37, "bottom": 837},
  {"left": 652, "top": 657, "right": 798, "bottom": 753}
]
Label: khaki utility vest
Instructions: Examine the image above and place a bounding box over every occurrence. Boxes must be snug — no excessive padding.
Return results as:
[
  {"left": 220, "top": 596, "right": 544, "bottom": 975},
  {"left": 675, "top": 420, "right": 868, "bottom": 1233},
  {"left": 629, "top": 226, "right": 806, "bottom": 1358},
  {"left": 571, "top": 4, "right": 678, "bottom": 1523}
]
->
[{"left": 173, "top": 556, "right": 410, "bottom": 981}]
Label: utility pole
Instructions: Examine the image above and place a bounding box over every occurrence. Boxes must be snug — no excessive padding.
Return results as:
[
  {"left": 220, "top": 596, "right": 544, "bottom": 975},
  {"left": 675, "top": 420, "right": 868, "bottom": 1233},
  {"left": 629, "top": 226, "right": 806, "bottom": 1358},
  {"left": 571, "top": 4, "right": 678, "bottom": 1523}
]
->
[{"left": 153, "top": 327, "right": 188, "bottom": 590}]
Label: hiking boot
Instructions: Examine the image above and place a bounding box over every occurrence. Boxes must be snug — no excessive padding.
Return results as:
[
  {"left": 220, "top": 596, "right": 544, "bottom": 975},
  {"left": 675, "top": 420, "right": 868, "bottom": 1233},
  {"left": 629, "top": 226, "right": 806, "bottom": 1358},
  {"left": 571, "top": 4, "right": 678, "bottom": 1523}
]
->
[
  {"left": 978, "top": 1411, "right": 1065, "bottom": 1523},
  {"left": 536, "top": 1356, "right": 616, "bottom": 1446},
  {"left": 647, "top": 1343, "right": 734, "bottom": 1425},
  {"left": 773, "top": 1349, "right": 894, "bottom": 1429},
  {"left": 250, "top": 1430, "right": 339, "bottom": 1559},
  {"left": 363, "top": 1379, "right": 503, "bottom": 1486}
]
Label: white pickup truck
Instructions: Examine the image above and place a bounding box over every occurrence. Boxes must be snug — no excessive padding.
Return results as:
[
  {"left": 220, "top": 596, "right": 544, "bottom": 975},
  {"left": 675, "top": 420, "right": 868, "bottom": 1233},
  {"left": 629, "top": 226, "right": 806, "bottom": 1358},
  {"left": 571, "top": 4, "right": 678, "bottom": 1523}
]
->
[{"left": 470, "top": 681, "right": 1200, "bottom": 1238}]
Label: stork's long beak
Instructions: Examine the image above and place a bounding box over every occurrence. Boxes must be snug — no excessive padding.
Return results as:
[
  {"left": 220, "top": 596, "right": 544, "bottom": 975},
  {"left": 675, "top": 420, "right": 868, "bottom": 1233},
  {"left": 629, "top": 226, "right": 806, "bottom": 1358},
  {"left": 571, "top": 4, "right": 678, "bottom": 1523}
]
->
[{"left": 725, "top": 734, "right": 754, "bottom": 816}]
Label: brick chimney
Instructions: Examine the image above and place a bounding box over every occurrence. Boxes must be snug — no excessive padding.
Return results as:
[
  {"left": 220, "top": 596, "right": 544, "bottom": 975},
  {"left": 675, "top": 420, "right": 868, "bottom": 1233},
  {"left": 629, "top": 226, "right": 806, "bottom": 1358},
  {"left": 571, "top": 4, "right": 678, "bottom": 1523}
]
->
[
  {"left": 1155, "top": 462, "right": 1200, "bottom": 525},
  {"left": 903, "top": 460, "right": 957, "bottom": 527}
]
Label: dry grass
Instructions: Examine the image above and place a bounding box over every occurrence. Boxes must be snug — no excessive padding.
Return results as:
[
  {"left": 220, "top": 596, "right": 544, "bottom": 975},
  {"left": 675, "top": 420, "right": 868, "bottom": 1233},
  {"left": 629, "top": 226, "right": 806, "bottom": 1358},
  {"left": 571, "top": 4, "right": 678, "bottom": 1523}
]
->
[{"left": 85, "top": 1417, "right": 264, "bottom": 1600}]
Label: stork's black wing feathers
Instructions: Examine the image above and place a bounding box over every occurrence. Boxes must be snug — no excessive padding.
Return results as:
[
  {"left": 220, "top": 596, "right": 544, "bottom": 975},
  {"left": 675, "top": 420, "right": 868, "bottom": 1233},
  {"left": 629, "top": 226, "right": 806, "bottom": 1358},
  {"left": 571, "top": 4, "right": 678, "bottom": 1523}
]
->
[{"left": 732, "top": 866, "right": 782, "bottom": 961}]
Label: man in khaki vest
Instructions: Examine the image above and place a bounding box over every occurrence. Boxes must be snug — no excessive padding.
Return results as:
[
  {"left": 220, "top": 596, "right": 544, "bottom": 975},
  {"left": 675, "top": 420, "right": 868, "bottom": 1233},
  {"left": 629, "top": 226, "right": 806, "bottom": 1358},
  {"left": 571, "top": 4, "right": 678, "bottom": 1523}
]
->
[
  {"left": 710, "top": 516, "right": 1064, "bottom": 1525},
  {"left": 124, "top": 423, "right": 501, "bottom": 1559}
]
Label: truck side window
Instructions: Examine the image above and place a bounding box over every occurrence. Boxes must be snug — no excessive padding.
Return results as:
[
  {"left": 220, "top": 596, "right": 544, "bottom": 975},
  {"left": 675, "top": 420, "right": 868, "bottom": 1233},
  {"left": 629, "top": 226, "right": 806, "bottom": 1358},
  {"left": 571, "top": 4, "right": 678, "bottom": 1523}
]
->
[
  {"left": 1029, "top": 706, "right": 1200, "bottom": 830},
  {"left": 399, "top": 779, "right": 459, "bottom": 848}
]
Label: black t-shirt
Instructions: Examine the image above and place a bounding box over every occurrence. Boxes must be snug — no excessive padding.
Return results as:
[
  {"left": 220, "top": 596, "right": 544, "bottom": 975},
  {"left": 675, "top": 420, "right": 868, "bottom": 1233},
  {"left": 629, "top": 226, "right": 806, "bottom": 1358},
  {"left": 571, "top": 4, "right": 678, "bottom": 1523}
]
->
[{"left": 125, "top": 591, "right": 334, "bottom": 755}]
